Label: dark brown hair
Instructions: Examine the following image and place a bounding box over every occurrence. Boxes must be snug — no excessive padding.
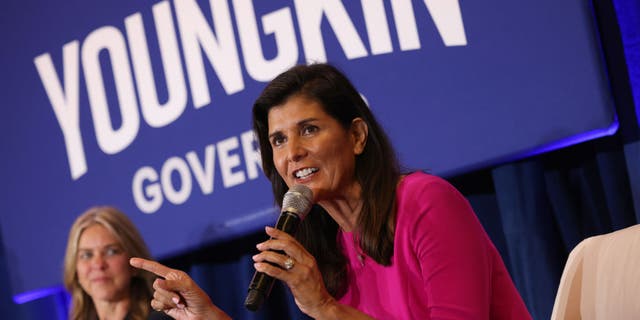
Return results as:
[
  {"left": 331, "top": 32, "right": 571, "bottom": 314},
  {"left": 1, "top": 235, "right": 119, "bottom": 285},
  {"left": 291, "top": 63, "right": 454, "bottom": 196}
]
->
[{"left": 252, "top": 64, "right": 400, "bottom": 297}]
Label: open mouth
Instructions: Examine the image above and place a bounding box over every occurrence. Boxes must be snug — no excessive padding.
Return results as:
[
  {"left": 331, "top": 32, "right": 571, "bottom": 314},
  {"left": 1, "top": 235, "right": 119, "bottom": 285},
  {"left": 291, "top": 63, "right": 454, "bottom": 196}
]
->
[{"left": 294, "top": 167, "right": 318, "bottom": 179}]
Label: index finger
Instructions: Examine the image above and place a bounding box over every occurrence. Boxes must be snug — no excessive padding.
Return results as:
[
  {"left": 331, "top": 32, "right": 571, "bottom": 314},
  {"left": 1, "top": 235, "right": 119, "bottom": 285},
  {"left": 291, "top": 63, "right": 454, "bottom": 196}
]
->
[
  {"left": 130, "top": 257, "right": 172, "bottom": 278},
  {"left": 265, "top": 226, "right": 295, "bottom": 240}
]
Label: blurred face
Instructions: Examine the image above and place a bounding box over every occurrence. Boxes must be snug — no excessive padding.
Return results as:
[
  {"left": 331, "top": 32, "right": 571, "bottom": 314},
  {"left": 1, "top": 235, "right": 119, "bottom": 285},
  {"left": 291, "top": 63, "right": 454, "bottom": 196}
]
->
[
  {"left": 76, "top": 224, "right": 132, "bottom": 303},
  {"left": 268, "top": 95, "right": 367, "bottom": 201}
]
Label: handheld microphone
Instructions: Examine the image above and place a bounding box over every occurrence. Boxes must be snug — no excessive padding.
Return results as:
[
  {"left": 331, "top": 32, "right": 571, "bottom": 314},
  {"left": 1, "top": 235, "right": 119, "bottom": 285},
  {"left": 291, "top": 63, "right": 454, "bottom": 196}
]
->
[{"left": 244, "top": 184, "right": 313, "bottom": 311}]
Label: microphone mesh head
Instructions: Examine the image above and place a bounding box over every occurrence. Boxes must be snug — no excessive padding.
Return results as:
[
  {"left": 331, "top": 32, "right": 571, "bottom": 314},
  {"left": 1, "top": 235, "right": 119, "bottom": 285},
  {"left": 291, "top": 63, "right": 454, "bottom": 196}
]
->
[{"left": 282, "top": 185, "right": 313, "bottom": 220}]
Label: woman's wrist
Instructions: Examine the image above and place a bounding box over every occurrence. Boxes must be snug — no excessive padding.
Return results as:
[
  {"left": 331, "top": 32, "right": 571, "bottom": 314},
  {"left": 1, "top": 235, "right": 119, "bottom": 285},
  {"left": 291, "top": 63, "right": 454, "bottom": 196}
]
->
[
  {"left": 190, "top": 302, "right": 231, "bottom": 320},
  {"left": 308, "top": 297, "right": 375, "bottom": 320},
  {"left": 307, "top": 296, "right": 339, "bottom": 320}
]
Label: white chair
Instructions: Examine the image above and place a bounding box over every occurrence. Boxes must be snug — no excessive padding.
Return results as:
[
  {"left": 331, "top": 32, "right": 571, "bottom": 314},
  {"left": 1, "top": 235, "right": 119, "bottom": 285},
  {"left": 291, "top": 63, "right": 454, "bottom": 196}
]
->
[{"left": 551, "top": 224, "right": 640, "bottom": 320}]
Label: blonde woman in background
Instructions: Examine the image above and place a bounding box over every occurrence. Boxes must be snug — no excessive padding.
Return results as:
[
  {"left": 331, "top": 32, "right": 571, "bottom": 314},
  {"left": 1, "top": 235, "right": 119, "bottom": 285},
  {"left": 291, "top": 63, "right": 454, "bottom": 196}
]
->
[{"left": 63, "top": 206, "right": 170, "bottom": 320}]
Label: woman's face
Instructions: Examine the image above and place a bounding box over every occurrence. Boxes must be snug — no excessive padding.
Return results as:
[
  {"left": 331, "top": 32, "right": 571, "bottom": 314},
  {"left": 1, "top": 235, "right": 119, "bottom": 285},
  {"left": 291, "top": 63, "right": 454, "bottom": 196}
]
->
[
  {"left": 268, "top": 95, "right": 366, "bottom": 201},
  {"left": 76, "top": 224, "right": 132, "bottom": 303}
]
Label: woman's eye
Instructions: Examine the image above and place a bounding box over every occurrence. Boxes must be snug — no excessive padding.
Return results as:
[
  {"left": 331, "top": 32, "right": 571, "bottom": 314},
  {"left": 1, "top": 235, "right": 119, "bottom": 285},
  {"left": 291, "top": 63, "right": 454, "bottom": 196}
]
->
[
  {"left": 105, "top": 247, "right": 122, "bottom": 256},
  {"left": 302, "top": 125, "right": 318, "bottom": 135},
  {"left": 271, "top": 135, "right": 285, "bottom": 146},
  {"left": 78, "top": 251, "right": 92, "bottom": 260}
]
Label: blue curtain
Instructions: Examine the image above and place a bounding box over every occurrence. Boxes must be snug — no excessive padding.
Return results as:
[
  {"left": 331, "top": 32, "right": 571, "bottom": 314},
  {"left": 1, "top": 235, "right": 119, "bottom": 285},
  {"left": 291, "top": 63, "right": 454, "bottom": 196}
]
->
[{"left": 490, "top": 142, "right": 638, "bottom": 319}]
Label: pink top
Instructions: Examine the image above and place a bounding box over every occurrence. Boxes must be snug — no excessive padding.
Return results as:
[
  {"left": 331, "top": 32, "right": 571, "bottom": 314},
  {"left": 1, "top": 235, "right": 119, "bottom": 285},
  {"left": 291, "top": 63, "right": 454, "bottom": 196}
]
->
[{"left": 338, "top": 172, "right": 531, "bottom": 319}]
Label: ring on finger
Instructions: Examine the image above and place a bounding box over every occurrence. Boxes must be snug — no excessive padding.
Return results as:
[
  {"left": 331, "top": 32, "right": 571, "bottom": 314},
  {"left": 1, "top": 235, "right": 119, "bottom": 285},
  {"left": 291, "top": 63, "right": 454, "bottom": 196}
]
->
[{"left": 284, "top": 257, "right": 295, "bottom": 270}]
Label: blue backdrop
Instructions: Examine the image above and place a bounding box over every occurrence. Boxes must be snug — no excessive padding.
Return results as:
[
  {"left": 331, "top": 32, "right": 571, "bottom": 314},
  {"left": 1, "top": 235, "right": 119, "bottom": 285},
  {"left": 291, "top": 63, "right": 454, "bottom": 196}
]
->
[{"left": 0, "top": 0, "right": 617, "bottom": 300}]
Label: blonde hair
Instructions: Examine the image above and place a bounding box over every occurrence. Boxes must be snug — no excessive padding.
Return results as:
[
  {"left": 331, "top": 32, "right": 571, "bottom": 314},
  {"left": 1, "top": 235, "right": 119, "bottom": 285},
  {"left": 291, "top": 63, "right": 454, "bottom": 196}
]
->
[{"left": 63, "top": 206, "right": 154, "bottom": 320}]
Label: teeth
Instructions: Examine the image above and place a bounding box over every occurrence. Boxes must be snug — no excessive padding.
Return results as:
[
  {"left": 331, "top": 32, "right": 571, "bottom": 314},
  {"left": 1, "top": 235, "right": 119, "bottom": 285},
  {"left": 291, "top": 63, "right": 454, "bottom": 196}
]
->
[{"left": 295, "top": 168, "right": 317, "bottom": 178}]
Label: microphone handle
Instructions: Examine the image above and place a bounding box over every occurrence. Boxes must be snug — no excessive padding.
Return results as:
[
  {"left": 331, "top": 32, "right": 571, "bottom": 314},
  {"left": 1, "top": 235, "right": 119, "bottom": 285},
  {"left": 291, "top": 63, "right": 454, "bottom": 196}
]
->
[
  {"left": 274, "top": 210, "right": 301, "bottom": 234},
  {"left": 244, "top": 211, "right": 301, "bottom": 311}
]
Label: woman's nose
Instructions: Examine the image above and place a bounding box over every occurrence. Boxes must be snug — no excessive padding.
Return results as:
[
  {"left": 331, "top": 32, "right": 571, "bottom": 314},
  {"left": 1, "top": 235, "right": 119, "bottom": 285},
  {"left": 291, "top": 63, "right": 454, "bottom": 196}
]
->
[
  {"left": 91, "top": 254, "right": 107, "bottom": 269},
  {"left": 286, "top": 137, "right": 306, "bottom": 162}
]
